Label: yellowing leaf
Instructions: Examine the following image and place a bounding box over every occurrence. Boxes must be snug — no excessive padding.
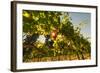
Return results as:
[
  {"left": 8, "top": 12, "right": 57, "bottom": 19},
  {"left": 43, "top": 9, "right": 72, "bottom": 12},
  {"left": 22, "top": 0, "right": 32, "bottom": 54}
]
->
[{"left": 23, "top": 11, "right": 30, "bottom": 18}]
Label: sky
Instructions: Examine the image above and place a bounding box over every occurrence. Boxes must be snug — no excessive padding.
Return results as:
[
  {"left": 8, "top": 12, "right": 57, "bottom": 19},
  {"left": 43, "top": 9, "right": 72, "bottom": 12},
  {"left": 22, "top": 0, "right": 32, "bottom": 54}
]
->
[{"left": 69, "top": 12, "right": 91, "bottom": 38}]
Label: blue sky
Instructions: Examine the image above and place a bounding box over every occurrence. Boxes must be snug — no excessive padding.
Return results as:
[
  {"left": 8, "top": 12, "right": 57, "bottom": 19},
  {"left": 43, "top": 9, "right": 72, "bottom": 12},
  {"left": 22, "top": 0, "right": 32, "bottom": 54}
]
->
[{"left": 69, "top": 12, "right": 91, "bottom": 38}]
